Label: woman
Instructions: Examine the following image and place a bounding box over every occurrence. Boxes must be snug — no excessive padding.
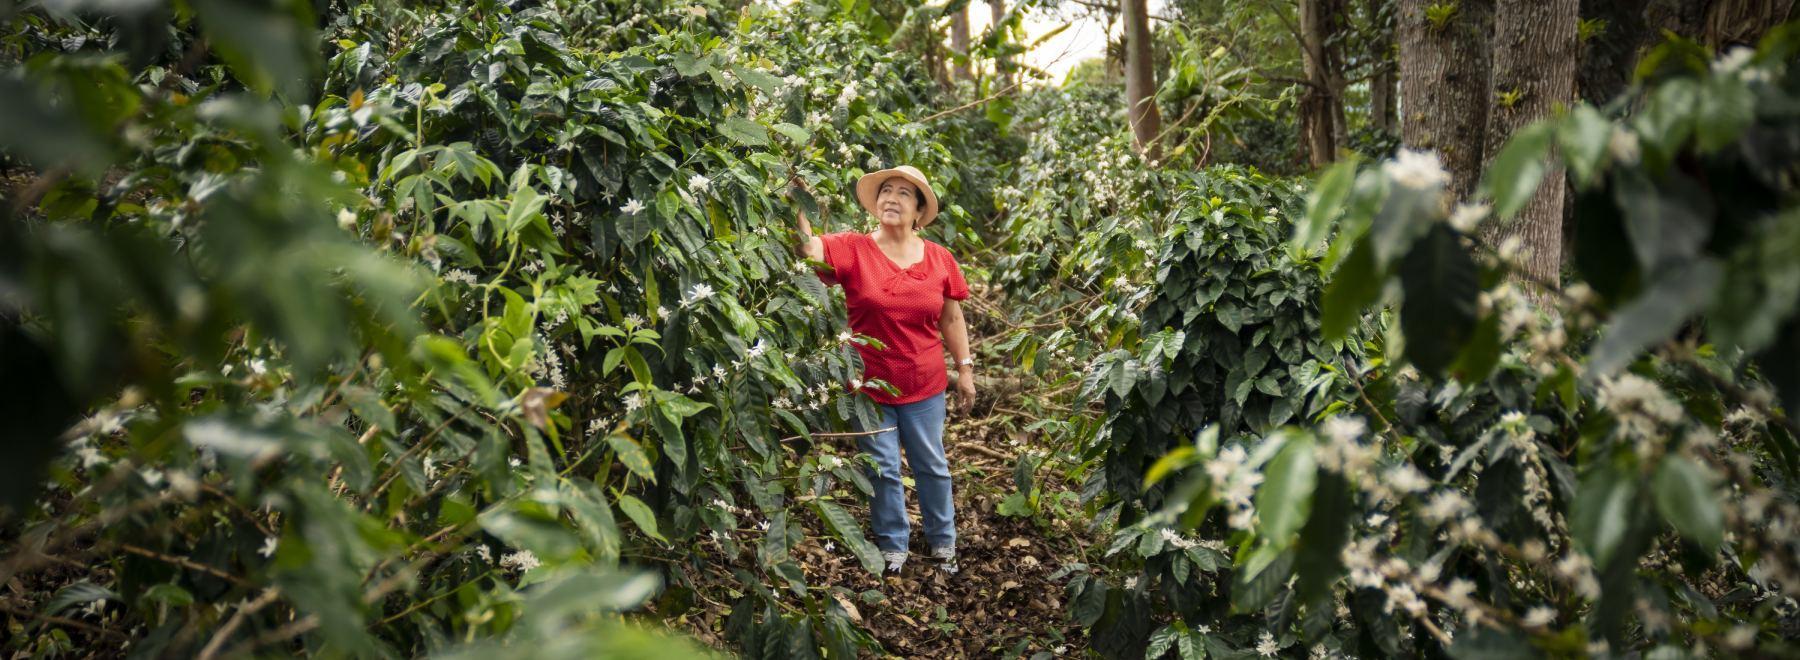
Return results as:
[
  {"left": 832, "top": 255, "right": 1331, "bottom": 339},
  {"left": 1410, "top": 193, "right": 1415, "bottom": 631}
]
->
[{"left": 794, "top": 165, "right": 976, "bottom": 575}]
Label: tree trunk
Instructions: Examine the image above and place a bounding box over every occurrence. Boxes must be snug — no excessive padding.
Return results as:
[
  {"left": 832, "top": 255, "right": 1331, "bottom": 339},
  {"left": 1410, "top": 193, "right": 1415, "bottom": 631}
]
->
[
  {"left": 991, "top": 0, "right": 1010, "bottom": 86},
  {"left": 1704, "top": 0, "right": 1795, "bottom": 47},
  {"left": 951, "top": 5, "right": 972, "bottom": 81},
  {"left": 1123, "top": 0, "right": 1163, "bottom": 159},
  {"left": 1300, "top": 0, "right": 1349, "bottom": 167},
  {"left": 1576, "top": 0, "right": 1651, "bottom": 104},
  {"left": 1399, "top": 0, "right": 1494, "bottom": 200},
  {"left": 1484, "top": 0, "right": 1578, "bottom": 286},
  {"left": 1369, "top": 0, "right": 1399, "bottom": 133},
  {"left": 1371, "top": 66, "right": 1398, "bottom": 133}
]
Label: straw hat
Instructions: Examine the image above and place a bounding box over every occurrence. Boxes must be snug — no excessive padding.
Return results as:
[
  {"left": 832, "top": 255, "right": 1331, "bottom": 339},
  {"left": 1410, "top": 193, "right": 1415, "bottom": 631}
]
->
[{"left": 855, "top": 165, "right": 941, "bottom": 228}]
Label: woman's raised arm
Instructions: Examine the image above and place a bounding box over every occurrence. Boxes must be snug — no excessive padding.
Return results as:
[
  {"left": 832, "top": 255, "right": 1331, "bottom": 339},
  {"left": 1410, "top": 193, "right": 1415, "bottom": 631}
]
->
[
  {"left": 796, "top": 206, "right": 824, "bottom": 263},
  {"left": 790, "top": 176, "right": 825, "bottom": 262}
]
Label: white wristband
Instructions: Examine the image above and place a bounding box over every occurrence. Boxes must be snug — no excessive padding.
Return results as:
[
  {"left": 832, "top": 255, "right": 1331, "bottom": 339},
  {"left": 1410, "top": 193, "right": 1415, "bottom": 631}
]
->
[{"left": 957, "top": 357, "right": 973, "bottom": 367}]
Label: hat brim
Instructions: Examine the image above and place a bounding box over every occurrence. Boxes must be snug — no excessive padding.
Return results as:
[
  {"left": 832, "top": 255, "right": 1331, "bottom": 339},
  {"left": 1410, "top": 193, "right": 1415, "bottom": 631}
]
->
[{"left": 856, "top": 167, "right": 940, "bottom": 228}]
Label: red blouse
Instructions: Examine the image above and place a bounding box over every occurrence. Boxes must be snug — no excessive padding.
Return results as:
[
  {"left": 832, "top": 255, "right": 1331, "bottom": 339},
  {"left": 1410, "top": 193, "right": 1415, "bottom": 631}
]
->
[{"left": 815, "top": 232, "right": 970, "bottom": 405}]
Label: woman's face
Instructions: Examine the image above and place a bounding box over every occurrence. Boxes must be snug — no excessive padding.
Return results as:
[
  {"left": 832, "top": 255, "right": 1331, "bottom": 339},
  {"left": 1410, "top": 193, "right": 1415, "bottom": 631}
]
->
[{"left": 875, "top": 177, "right": 923, "bottom": 230}]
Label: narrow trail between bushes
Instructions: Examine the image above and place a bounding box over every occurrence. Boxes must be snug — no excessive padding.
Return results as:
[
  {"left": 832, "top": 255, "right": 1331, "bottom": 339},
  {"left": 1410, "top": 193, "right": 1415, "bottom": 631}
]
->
[
  {"left": 682, "top": 407, "right": 1100, "bottom": 658},
  {"left": 817, "top": 280, "right": 1100, "bottom": 659},
  {"left": 823, "top": 414, "right": 1092, "bottom": 659}
]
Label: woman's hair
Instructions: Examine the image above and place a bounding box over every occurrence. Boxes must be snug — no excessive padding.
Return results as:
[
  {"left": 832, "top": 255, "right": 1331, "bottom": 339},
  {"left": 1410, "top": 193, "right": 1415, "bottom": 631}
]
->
[{"left": 901, "top": 180, "right": 925, "bottom": 230}]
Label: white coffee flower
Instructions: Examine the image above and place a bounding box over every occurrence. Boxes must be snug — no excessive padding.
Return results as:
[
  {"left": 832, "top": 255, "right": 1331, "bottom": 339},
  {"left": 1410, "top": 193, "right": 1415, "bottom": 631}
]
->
[
  {"left": 1256, "top": 631, "right": 1279, "bottom": 657},
  {"left": 683, "top": 282, "right": 715, "bottom": 308},
  {"left": 75, "top": 444, "right": 105, "bottom": 468},
  {"left": 1448, "top": 202, "right": 1489, "bottom": 233},
  {"left": 336, "top": 208, "right": 356, "bottom": 229},
  {"left": 622, "top": 392, "right": 644, "bottom": 412},
  {"left": 1422, "top": 490, "right": 1471, "bottom": 523},
  {"left": 1383, "top": 148, "right": 1450, "bottom": 191},
  {"left": 621, "top": 198, "right": 645, "bottom": 214},
  {"left": 1596, "top": 373, "right": 1683, "bottom": 438},
  {"left": 258, "top": 536, "right": 278, "bottom": 558},
  {"left": 500, "top": 549, "right": 541, "bottom": 572},
  {"left": 476, "top": 544, "right": 492, "bottom": 564},
  {"left": 687, "top": 173, "right": 710, "bottom": 194},
  {"left": 1443, "top": 578, "right": 1477, "bottom": 610},
  {"left": 1714, "top": 46, "right": 1755, "bottom": 75},
  {"left": 1321, "top": 415, "right": 1366, "bottom": 446},
  {"left": 1608, "top": 127, "right": 1641, "bottom": 165},
  {"left": 1158, "top": 528, "right": 1198, "bottom": 550},
  {"left": 1386, "top": 465, "right": 1430, "bottom": 494},
  {"left": 444, "top": 269, "right": 477, "bottom": 286},
  {"left": 1523, "top": 606, "right": 1556, "bottom": 628}
]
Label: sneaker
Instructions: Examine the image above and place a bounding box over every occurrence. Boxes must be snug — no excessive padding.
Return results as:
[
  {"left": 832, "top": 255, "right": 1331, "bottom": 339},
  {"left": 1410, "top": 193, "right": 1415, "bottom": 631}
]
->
[
  {"left": 883, "top": 551, "right": 908, "bottom": 573},
  {"left": 930, "top": 546, "right": 958, "bottom": 575}
]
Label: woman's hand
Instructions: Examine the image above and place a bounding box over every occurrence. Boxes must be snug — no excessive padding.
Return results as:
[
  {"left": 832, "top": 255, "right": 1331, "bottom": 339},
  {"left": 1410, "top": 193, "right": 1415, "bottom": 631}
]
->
[{"left": 953, "top": 366, "right": 976, "bottom": 414}]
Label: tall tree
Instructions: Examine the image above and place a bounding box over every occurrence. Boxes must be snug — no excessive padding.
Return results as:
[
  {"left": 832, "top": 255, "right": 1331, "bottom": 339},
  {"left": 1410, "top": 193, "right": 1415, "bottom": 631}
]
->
[
  {"left": 1702, "top": 0, "right": 1794, "bottom": 46},
  {"left": 1576, "top": 0, "right": 1652, "bottom": 104},
  {"left": 1367, "top": 0, "right": 1399, "bottom": 134},
  {"left": 1483, "top": 0, "right": 1579, "bottom": 285},
  {"left": 1581, "top": 0, "right": 1791, "bottom": 104},
  {"left": 1398, "top": 0, "right": 1494, "bottom": 199},
  {"left": 992, "top": 0, "right": 1011, "bottom": 86},
  {"left": 950, "top": 4, "right": 972, "bottom": 81},
  {"left": 1299, "top": 0, "right": 1349, "bottom": 167},
  {"left": 1123, "top": 0, "right": 1163, "bottom": 158}
]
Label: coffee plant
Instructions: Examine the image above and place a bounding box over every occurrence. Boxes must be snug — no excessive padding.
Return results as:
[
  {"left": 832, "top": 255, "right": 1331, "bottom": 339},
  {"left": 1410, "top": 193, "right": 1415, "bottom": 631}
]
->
[
  {"left": 1068, "top": 31, "right": 1800, "bottom": 659},
  {"left": 1, "top": 0, "right": 1011, "bottom": 656}
]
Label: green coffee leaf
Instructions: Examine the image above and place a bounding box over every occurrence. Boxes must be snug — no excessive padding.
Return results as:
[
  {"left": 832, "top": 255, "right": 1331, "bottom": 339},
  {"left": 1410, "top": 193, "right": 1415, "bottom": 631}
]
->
[{"left": 1653, "top": 455, "right": 1723, "bottom": 551}]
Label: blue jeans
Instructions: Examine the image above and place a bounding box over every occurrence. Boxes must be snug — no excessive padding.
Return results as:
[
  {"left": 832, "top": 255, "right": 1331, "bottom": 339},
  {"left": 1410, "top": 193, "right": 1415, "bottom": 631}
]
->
[{"left": 860, "top": 391, "right": 956, "bottom": 552}]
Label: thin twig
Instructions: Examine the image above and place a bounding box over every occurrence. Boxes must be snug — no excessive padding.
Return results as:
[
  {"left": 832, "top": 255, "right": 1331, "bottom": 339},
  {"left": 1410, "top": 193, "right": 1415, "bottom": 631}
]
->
[
  {"left": 956, "top": 443, "right": 1013, "bottom": 461},
  {"left": 0, "top": 601, "right": 128, "bottom": 641},
  {"left": 196, "top": 588, "right": 281, "bottom": 660},
  {"left": 917, "top": 81, "right": 1024, "bottom": 123},
  {"left": 118, "top": 544, "right": 251, "bottom": 587},
  {"left": 0, "top": 490, "right": 177, "bottom": 584},
  {"left": 778, "top": 426, "right": 897, "bottom": 444}
]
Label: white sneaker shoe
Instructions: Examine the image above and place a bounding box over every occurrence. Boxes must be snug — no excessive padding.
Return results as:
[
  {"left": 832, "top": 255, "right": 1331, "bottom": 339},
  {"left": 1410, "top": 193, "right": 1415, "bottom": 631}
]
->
[
  {"left": 930, "top": 546, "right": 958, "bottom": 575},
  {"left": 883, "top": 551, "right": 908, "bottom": 573}
]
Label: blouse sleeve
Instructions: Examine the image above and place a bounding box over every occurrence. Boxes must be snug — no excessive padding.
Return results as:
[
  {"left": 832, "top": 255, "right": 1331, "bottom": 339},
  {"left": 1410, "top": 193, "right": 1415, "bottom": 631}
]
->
[
  {"left": 943, "top": 248, "right": 970, "bottom": 301},
  {"left": 815, "top": 232, "right": 858, "bottom": 286}
]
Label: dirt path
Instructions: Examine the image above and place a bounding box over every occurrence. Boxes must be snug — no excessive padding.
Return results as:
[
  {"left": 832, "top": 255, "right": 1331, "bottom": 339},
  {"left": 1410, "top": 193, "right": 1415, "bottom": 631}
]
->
[{"left": 788, "top": 418, "right": 1094, "bottom": 658}]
